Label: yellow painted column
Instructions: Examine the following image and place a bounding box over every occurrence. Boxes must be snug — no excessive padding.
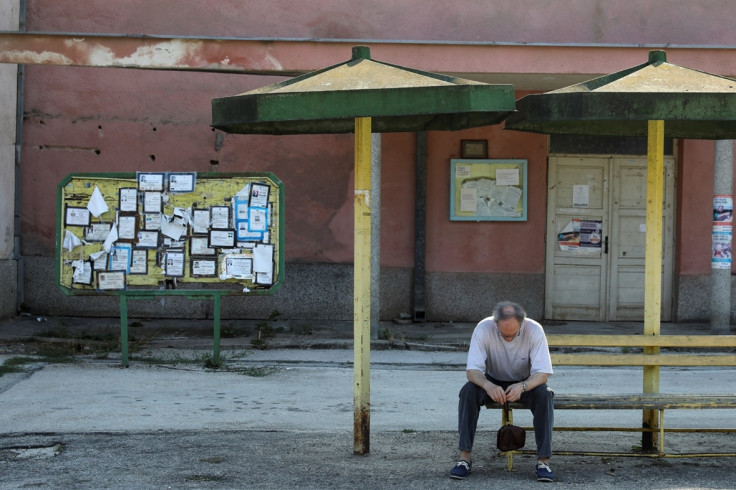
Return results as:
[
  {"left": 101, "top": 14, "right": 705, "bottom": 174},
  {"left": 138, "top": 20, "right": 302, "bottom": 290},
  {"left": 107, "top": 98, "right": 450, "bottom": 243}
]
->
[
  {"left": 643, "top": 119, "right": 664, "bottom": 450},
  {"left": 353, "top": 117, "right": 372, "bottom": 455}
]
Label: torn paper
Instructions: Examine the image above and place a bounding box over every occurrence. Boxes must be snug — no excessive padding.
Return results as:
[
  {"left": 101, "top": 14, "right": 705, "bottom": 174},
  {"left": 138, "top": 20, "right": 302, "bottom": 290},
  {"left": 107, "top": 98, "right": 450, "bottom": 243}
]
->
[{"left": 87, "top": 186, "right": 109, "bottom": 218}]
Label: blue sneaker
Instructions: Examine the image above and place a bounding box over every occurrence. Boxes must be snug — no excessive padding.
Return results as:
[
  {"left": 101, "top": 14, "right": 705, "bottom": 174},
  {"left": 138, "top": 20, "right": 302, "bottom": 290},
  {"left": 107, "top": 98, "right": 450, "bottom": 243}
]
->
[
  {"left": 536, "top": 461, "right": 555, "bottom": 482},
  {"left": 450, "top": 460, "right": 471, "bottom": 479}
]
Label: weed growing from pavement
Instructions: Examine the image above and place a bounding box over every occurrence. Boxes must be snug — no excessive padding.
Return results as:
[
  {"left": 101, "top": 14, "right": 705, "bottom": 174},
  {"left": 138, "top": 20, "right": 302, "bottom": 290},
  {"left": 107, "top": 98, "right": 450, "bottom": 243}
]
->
[
  {"left": 132, "top": 350, "right": 278, "bottom": 377},
  {"left": 0, "top": 357, "right": 31, "bottom": 376},
  {"left": 202, "top": 352, "right": 225, "bottom": 369},
  {"left": 23, "top": 326, "right": 151, "bottom": 360},
  {"left": 230, "top": 365, "right": 278, "bottom": 377},
  {"left": 200, "top": 352, "right": 279, "bottom": 376},
  {"left": 250, "top": 337, "right": 268, "bottom": 349},
  {"left": 135, "top": 351, "right": 195, "bottom": 365},
  {"left": 0, "top": 350, "right": 77, "bottom": 377},
  {"left": 221, "top": 322, "right": 240, "bottom": 338}
]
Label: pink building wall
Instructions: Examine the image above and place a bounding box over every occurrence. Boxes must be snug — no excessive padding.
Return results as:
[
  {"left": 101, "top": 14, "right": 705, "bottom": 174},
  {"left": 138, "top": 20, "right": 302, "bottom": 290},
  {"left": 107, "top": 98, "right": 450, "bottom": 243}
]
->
[
  {"left": 13, "top": 0, "right": 736, "bottom": 320},
  {"left": 26, "top": 0, "right": 736, "bottom": 46}
]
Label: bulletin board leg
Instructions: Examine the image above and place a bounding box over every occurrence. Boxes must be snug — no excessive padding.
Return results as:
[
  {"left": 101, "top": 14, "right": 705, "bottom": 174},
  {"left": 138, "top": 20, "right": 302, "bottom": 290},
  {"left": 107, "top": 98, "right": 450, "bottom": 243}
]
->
[
  {"left": 213, "top": 293, "right": 221, "bottom": 363},
  {"left": 120, "top": 294, "right": 129, "bottom": 368}
]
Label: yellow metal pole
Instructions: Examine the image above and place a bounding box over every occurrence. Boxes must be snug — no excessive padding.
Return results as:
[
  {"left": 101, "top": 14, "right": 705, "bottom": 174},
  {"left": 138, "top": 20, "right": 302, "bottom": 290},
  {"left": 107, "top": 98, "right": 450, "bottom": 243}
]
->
[
  {"left": 643, "top": 119, "right": 664, "bottom": 450},
  {"left": 353, "top": 116, "right": 372, "bottom": 455}
]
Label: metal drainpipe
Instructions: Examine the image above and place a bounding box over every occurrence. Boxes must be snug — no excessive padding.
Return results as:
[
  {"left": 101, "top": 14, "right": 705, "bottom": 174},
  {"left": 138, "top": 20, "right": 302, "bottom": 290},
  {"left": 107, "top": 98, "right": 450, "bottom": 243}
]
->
[
  {"left": 14, "top": 0, "right": 26, "bottom": 313},
  {"left": 370, "top": 132, "right": 381, "bottom": 338},
  {"left": 413, "top": 132, "right": 426, "bottom": 322}
]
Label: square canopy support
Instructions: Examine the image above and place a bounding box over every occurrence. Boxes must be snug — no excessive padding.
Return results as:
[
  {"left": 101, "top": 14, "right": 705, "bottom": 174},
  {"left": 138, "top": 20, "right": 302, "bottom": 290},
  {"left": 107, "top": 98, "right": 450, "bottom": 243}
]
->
[
  {"left": 353, "top": 117, "right": 372, "bottom": 454},
  {"left": 642, "top": 119, "right": 665, "bottom": 450}
]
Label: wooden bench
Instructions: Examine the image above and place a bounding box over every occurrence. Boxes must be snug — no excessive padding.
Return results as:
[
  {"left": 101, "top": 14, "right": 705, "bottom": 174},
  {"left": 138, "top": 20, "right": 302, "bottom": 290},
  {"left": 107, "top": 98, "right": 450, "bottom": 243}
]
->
[{"left": 486, "top": 334, "right": 736, "bottom": 469}]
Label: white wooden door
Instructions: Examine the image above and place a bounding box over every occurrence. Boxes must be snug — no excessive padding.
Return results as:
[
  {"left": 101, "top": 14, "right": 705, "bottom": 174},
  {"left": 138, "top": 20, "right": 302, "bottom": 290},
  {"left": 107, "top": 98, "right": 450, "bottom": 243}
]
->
[
  {"left": 607, "top": 156, "right": 675, "bottom": 321},
  {"left": 545, "top": 156, "right": 609, "bottom": 321},
  {"left": 545, "top": 155, "right": 675, "bottom": 321}
]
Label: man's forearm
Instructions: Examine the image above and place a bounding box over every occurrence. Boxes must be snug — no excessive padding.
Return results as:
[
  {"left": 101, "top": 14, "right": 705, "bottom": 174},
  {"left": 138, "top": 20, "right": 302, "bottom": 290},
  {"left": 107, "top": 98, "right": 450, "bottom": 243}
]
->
[
  {"left": 523, "top": 372, "right": 548, "bottom": 391},
  {"left": 467, "top": 369, "right": 491, "bottom": 390}
]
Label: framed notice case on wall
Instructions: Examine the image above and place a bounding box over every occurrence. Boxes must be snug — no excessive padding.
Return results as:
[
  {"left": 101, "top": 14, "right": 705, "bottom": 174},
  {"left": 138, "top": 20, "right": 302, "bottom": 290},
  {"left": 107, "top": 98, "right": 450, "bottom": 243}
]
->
[{"left": 450, "top": 159, "right": 527, "bottom": 221}]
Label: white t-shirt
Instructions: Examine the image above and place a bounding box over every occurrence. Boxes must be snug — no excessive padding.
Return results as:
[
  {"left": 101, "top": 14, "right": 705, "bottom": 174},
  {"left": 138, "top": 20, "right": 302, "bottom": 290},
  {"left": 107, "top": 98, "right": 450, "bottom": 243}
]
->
[{"left": 466, "top": 316, "right": 553, "bottom": 382}]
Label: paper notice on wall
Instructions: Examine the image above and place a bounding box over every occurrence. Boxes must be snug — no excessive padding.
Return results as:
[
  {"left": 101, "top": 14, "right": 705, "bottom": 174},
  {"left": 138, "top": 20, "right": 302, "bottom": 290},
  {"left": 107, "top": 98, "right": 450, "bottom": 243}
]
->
[
  {"left": 460, "top": 188, "right": 478, "bottom": 212},
  {"left": 573, "top": 185, "right": 589, "bottom": 208},
  {"left": 495, "top": 168, "right": 519, "bottom": 186},
  {"left": 253, "top": 243, "right": 274, "bottom": 274},
  {"left": 87, "top": 186, "right": 109, "bottom": 217},
  {"left": 712, "top": 229, "right": 732, "bottom": 269},
  {"left": 63, "top": 230, "right": 83, "bottom": 252},
  {"left": 455, "top": 165, "right": 471, "bottom": 178},
  {"left": 713, "top": 195, "right": 733, "bottom": 225}
]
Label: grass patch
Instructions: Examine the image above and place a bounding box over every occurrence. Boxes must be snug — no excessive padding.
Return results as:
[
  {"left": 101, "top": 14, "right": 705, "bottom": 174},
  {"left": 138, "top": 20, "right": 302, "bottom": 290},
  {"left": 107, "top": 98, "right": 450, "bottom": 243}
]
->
[
  {"left": 221, "top": 322, "right": 240, "bottom": 338},
  {"left": 0, "top": 350, "right": 76, "bottom": 377},
  {"left": 0, "top": 357, "right": 31, "bottom": 376},
  {"left": 202, "top": 352, "right": 226, "bottom": 370},
  {"left": 250, "top": 338, "right": 268, "bottom": 350},
  {"left": 231, "top": 365, "right": 279, "bottom": 377},
  {"left": 135, "top": 351, "right": 204, "bottom": 366}
]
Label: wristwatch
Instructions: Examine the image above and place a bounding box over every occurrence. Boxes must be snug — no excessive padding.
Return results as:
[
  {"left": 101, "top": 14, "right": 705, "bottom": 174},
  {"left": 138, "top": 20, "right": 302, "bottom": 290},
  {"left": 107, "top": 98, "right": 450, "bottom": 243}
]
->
[{"left": 522, "top": 382, "right": 528, "bottom": 392}]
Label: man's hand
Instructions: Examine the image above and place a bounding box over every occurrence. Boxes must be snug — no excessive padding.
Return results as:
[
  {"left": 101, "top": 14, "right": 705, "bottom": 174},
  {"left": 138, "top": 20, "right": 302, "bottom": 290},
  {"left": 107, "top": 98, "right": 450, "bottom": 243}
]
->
[
  {"left": 486, "top": 383, "right": 507, "bottom": 404},
  {"left": 467, "top": 369, "right": 509, "bottom": 404},
  {"left": 504, "top": 383, "right": 524, "bottom": 402}
]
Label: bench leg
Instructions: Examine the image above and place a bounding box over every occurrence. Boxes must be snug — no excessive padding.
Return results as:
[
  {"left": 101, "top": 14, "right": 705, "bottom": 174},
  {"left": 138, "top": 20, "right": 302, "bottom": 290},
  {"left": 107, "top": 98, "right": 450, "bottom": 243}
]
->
[
  {"left": 503, "top": 408, "right": 515, "bottom": 471},
  {"left": 659, "top": 409, "right": 665, "bottom": 456}
]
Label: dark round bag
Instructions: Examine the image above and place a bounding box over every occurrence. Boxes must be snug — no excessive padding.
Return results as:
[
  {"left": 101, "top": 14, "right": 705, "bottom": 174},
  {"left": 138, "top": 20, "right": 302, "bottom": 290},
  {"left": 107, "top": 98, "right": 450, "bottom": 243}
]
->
[
  {"left": 496, "top": 402, "right": 526, "bottom": 451},
  {"left": 497, "top": 423, "right": 526, "bottom": 451}
]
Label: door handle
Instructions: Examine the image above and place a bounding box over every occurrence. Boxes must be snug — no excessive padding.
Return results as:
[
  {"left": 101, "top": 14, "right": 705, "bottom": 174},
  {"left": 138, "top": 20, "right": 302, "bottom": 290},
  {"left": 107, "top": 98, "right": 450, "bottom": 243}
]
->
[{"left": 604, "top": 236, "right": 609, "bottom": 254}]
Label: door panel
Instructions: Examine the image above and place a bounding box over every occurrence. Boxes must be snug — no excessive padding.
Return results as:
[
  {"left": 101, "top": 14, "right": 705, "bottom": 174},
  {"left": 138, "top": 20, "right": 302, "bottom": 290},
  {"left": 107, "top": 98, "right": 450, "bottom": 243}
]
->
[{"left": 608, "top": 157, "right": 675, "bottom": 321}]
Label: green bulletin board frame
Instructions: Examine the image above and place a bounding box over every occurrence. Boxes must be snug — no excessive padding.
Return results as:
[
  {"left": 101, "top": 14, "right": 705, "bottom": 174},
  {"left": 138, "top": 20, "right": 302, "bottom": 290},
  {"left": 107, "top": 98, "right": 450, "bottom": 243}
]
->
[
  {"left": 56, "top": 171, "right": 284, "bottom": 365},
  {"left": 450, "top": 159, "right": 527, "bottom": 221}
]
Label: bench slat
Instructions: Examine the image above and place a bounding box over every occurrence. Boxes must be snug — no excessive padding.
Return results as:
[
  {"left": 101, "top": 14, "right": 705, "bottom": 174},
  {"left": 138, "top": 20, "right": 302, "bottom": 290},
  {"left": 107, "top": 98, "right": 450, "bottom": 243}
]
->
[
  {"left": 551, "top": 353, "right": 736, "bottom": 366},
  {"left": 546, "top": 334, "right": 736, "bottom": 348},
  {"left": 487, "top": 394, "right": 736, "bottom": 410}
]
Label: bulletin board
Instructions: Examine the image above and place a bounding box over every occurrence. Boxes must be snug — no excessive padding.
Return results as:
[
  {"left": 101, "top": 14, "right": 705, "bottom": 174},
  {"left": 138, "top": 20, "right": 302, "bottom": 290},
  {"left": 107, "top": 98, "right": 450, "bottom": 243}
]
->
[
  {"left": 450, "top": 159, "right": 527, "bottom": 221},
  {"left": 56, "top": 172, "right": 284, "bottom": 295}
]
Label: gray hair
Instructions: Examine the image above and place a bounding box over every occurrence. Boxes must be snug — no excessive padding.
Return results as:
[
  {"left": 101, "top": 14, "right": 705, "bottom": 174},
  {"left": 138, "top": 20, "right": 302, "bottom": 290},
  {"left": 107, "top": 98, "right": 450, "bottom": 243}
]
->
[{"left": 492, "top": 301, "right": 526, "bottom": 322}]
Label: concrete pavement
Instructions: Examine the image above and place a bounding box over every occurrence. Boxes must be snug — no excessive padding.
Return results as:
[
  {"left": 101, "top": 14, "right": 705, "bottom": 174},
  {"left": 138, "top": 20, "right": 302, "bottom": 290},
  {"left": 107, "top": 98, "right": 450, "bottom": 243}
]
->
[{"left": 0, "top": 315, "right": 734, "bottom": 489}]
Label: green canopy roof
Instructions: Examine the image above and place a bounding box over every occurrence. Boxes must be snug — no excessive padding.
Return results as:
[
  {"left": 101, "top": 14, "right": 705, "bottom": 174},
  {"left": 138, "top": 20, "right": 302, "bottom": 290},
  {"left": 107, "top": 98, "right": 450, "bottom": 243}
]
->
[
  {"left": 505, "top": 50, "right": 736, "bottom": 139},
  {"left": 212, "top": 46, "right": 515, "bottom": 134}
]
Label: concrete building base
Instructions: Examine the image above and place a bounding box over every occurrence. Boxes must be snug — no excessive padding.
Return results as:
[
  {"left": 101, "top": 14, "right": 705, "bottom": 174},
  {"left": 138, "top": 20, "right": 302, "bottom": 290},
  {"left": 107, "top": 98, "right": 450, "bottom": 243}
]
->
[
  {"left": 0, "top": 259, "right": 17, "bottom": 320},
  {"left": 20, "top": 257, "right": 544, "bottom": 322}
]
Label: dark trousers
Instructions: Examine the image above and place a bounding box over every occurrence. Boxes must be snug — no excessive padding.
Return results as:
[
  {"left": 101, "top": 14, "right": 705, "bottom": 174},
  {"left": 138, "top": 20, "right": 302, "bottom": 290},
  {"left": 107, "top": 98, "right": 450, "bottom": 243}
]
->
[{"left": 458, "top": 374, "right": 554, "bottom": 459}]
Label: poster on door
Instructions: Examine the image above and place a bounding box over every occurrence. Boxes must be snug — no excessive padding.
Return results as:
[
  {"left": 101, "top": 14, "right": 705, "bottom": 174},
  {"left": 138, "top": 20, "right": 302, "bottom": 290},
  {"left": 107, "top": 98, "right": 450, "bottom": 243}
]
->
[{"left": 557, "top": 218, "right": 602, "bottom": 253}]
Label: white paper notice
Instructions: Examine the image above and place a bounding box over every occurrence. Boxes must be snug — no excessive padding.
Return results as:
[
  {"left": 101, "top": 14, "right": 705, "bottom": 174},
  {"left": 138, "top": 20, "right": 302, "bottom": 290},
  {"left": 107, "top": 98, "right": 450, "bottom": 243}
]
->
[
  {"left": 87, "top": 186, "right": 109, "bottom": 217},
  {"left": 63, "top": 230, "right": 83, "bottom": 251},
  {"left": 460, "top": 188, "right": 478, "bottom": 212},
  {"left": 71, "top": 260, "right": 92, "bottom": 284},
  {"left": 495, "top": 168, "right": 519, "bottom": 186},
  {"left": 455, "top": 165, "right": 471, "bottom": 178},
  {"left": 253, "top": 244, "right": 274, "bottom": 273},
  {"left": 103, "top": 225, "right": 118, "bottom": 253},
  {"left": 161, "top": 219, "right": 186, "bottom": 241},
  {"left": 573, "top": 185, "right": 589, "bottom": 208}
]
